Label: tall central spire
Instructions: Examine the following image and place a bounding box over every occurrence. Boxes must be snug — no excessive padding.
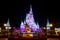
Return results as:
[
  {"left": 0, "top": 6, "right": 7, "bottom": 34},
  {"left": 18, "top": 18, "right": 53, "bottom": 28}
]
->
[
  {"left": 29, "top": 5, "right": 33, "bottom": 14},
  {"left": 20, "top": 4, "right": 40, "bottom": 32},
  {"left": 26, "top": 5, "right": 35, "bottom": 28}
]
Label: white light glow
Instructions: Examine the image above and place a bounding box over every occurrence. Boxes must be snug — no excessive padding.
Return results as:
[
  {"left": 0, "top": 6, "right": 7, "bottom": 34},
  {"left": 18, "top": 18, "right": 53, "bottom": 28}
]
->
[
  {"left": 4, "top": 24, "right": 7, "bottom": 26},
  {"left": 6, "top": 19, "right": 10, "bottom": 26},
  {"left": 20, "top": 5, "right": 41, "bottom": 32},
  {"left": 20, "top": 21, "right": 25, "bottom": 28},
  {"left": 0, "top": 27, "right": 1, "bottom": 32},
  {"left": 55, "top": 28, "right": 60, "bottom": 30},
  {"left": 46, "top": 19, "right": 50, "bottom": 27}
]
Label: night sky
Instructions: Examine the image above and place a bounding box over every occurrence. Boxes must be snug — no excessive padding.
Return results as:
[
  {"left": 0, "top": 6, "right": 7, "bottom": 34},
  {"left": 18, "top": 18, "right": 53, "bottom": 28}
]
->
[{"left": 0, "top": 0, "right": 60, "bottom": 28}]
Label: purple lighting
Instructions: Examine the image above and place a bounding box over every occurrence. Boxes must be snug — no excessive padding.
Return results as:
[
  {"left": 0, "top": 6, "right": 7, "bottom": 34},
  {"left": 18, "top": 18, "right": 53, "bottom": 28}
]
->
[
  {"left": 20, "top": 5, "right": 40, "bottom": 32},
  {"left": 29, "top": 5, "right": 33, "bottom": 14}
]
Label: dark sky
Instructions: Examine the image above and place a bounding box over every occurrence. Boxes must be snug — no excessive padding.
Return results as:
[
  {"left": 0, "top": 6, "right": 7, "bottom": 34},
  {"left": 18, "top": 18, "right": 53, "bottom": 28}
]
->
[{"left": 0, "top": 0, "right": 60, "bottom": 28}]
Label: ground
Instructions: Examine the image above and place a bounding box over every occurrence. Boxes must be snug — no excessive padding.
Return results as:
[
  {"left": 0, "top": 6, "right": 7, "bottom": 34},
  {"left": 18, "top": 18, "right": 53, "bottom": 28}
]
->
[
  {"left": 47, "top": 38, "right": 60, "bottom": 40},
  {"left": 0, "top": 38, "right": 8, "bottom": 40}
]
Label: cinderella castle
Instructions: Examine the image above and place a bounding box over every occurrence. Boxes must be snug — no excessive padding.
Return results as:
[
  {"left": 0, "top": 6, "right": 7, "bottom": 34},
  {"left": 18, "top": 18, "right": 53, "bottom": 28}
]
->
[
  {"left": 19, "top": 5, "right": 41, "bottom": 37},
  {"left": 3, "top": 5, "right": 49, "bottom": 37},
  {"left": 20, "top": 5, "right": 40, "bottom": 33}
]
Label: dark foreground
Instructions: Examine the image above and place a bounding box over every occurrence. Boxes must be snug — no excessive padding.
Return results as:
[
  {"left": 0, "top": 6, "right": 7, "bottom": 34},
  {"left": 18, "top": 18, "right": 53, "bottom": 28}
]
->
[
  {"left": 8, "top": 36, "right": 47, "bottom": 40},
  {"left": 47, "top": 35, "right": 60, "bottom": 40},
  {"left": 0, "top": 38, "right": 8, "bottom": 40},
  {"left": 47, "top": 38, "right": 60, "bottom": 40},
  {"left": 8, "top": 38, "right": 46, "bottom": 40},
  {"left": 0, "top": 38, "right": 60, "bottom": 40}
]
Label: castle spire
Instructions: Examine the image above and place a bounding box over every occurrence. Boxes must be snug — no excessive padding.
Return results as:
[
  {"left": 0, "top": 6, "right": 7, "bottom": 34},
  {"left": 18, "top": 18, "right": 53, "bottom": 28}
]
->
[
  {"left": 20, "top": 21, "right": 24, "bottom": 28},
  {"left": 36, "top": 22, "right": 39, "bottom": 28},
  {"left": 46, "top": 18, "right": 50, "bottom": 27},
  {"left": 46, "top": 18, "right": 50, "bottom": 29},
  {"left": 29, "top": 4, "right": 33, "bottom": 14},
  {"left": 6, "top": 18, "right": 10, "bottom": 26}
]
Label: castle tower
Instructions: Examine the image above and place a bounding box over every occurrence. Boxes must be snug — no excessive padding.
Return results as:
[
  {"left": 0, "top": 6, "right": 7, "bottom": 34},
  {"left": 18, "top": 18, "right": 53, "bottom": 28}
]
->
[
  {"left": 26, "top": 5, "right": 37, "bottom": 29},
  {"left": 20, "top": 5, "right": 40, "bottom": 32},
  {"left": 46, "top": 19, "right": 50, "bottom": 29},
  {"left": 6, "top": 18, "right": 10, "bottom": 27},
  {"left": 20, "top": 21, "right": 25, "bottom": 32}
]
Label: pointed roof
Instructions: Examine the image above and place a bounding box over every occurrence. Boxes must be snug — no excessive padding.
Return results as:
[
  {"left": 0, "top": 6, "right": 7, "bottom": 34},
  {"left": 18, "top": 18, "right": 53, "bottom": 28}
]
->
[
  {"left": 46, "top": 18, "right": 50, "bottom": 27},
  {"left": 26, "top": 5, "right": 34, "bottom": 22},
  {"left": 36, "top": 22, "right": 39, "bottom": 28},
  {"left": 6, "top": 18, "right": 10, "bottom": 26},
  {"left": 20, "top": 21, "right": 25, "bottom": 28},
  {"left": 20, "top": 21, "right": 24, "bottom": 26},
  {"left": 29, "top": 4, "right": 33, "bottom": 14},
  {"left": 24, "top": 20, "right": 26, "bottom": 24}
]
